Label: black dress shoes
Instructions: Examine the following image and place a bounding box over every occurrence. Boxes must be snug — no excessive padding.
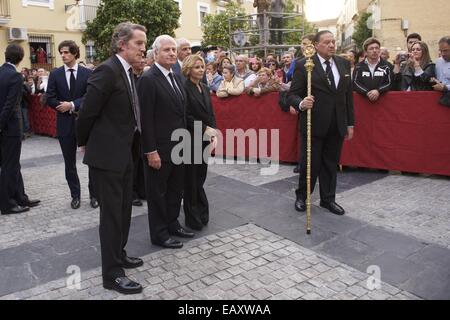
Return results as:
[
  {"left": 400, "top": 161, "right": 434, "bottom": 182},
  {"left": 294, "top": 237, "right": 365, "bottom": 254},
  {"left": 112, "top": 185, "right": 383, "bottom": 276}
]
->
[
  {"left": 132, "top": 199, "right": 143, "bottom": 206},
  {"left": 21, "top": 199, "right": 40, "bottom": 208},
  {"left": 295, "top": 199, "right": 306, "bottom": 212},
  {"left": 121, "top": 256, "right": 143, "bottom": 269},
  {"left": 154, "top": 238, "right": 183, "bottom": 249},
  {"left": 320, "top": 201, "right": 345, "bottom": 215},
  {"left": 90, "top": 198, "right": 99, "bottom": 209},
  {"left": 293, "top": 164, "right": 300, "bottom": 173},
  {"left": 103, "top": 276, "right": 143, "bottom": 295},
  {"left": 1, "top": 205, "right": 30, "bottom": 215},
  {"left": 71, "top": 198, "right": 80, "bottom": 209},
  {"left": 170, "top": 227, "right": 195, "bottom": 238}
]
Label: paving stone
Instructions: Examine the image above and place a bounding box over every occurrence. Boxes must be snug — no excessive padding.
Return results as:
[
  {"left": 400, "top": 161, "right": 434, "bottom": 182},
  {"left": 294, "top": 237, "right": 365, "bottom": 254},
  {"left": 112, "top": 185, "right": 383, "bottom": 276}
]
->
[{"left": 251, "top": 288, "right": 272, "bottom": 300}]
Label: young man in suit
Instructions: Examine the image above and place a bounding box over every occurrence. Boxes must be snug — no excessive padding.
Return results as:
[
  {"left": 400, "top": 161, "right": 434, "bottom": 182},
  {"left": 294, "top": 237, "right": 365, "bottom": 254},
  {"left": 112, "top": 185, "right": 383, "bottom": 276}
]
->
[
  {"left": 0, "top": 44, "right": 40, "bottom": 215},
  {"left": 288, "top": 30, "right": 355, "bottom": 216},
  {"left": 46, "top": 40, "right": 97, "bottom": 210},
  {"left": 138, "top": 35, "right": 195, "bottom": 250},
  {"left": 76, "top": 22, "right": 147, "bottom": 295}
]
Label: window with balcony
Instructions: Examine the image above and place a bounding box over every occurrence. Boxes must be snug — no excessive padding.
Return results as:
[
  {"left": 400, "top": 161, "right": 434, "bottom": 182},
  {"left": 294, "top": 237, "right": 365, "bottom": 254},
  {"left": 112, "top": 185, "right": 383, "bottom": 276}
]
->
[
  {"left": 22, "top": 0, "right": 54, "bottom": 10},
  {"left": 29, "top": 33, "right": 55, "bottom": 70},
  {"left": 174, "top": 0, "right": 182, "bottom": 23},
  {"left": 198, "top": 2, "right": 210, "bottom": 27},
  {"left": 85, "top": 40, "right": 96, "bottom": 63},
  {"left": 0, "top": 0, "right": 12, "bottom": 24}
]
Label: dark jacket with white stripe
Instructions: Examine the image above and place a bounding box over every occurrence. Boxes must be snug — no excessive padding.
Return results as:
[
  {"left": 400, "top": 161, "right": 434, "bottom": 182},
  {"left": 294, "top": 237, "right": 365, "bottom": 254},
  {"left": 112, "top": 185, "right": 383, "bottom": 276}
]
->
[{"left": 353, "top": 59, "right": 392, "bottom": 96}]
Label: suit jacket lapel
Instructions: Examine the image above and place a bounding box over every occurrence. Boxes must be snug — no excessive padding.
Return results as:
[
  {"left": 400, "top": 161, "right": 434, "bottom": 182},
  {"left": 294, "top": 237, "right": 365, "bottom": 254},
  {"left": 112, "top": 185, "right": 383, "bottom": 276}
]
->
[
  {"left": 112, "top": 55, "right": 134, "bottom": 109},
  {"left": 58, "top": 67, "right": 71, "bottom": 97},
  {"left": 74, "top": 67, "right": 86, "bottom": 98},
  {"left": 188, "top": 81, "right": 208, "bottom": 112},
  {"left": 334, "top": 57, "right": 347, "bottom": 92},
  {"left": 152, "top": 66, "right": 184, "bottom": 115}
]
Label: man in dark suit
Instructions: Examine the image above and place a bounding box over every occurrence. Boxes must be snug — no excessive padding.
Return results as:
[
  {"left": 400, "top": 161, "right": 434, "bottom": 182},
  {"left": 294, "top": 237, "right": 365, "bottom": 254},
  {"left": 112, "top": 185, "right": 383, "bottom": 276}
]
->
[
  {"left": 172, "top": 38, "right": 192, "bottom": 82},
  {"left": 46, "top": 40, "right": 97, "bottom": 210},
  {"left": 288, "top": 30, "right": 355, "bottom": 216},
  {"left": 173, "top": 38, "right": 207, "bottom": 85},
  {"left": 76, "top": 22, "right": 147, "bottom": 295},
  {"left": 0, "top": 44, "right": 40, "bottom": 215},
  {"left": 138, "top": 35, "right": 195, "bottom": 250}
]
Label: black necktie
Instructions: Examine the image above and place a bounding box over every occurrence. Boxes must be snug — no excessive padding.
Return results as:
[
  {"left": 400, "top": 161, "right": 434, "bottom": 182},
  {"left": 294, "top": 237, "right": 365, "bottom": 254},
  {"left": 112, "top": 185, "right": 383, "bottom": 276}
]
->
[
  {"left": 128, "top": 67, "right": 141, "bottom": 132},
  {"left": 168, "top": 72, "right": 183, "bottom": 103},
  {"left": 69, "top": 69, "right": 76, "bottom": 99},
  {"left": 324, "top": 60, "right": 336, "bottom": 89}
]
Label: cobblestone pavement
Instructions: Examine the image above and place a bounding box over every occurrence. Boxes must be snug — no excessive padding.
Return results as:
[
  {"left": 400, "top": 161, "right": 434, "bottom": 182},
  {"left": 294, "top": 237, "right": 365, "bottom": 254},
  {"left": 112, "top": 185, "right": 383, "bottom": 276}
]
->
[
  {"left": 1, "top": 225, "right": 418, "bottom": 300},
  {"left": 338, "top": 175, "right": 450, "bottom": 249},
  {"left": 1, "top": 135, "right": 449, "bottom": 300}
]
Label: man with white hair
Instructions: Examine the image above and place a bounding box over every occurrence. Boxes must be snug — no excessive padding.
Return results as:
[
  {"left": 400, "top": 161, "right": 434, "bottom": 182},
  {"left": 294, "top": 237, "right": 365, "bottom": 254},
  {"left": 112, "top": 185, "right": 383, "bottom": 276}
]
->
[
  {"left": 138, "top": 35, "right": 195, "bottom": 250},
  {"left": 235, "top": 55, "right": 257, "bottom": 87},
  {"left": 172, "top": 38, "right": 192, "bottom": 79}
]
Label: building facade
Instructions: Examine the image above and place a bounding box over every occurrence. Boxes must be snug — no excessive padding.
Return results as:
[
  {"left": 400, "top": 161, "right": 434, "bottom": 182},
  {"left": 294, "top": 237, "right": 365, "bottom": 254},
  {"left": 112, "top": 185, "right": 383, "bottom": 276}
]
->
[
  {"left": 0, "top": 0, "right": 99, "bottom": 70},
  {"left": 0, "top": 0, "right": 307, "bottom": 68},
  {"left": 335, "top": 0, "right": 371, "bottom": 51},
  {"left": 174, "top": 0, "right": 305, "bottom": 46},
  {"left": 335, "top": 0, "right": 450, "bottom": 60},
  {"left": 370, "top": 0, "right": 450, "bottom": 60}
]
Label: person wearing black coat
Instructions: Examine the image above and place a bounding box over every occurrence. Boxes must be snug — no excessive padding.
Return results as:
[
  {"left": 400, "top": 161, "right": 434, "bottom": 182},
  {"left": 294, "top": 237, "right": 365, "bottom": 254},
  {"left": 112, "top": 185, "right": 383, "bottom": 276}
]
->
[
  {"left": 46, "top": 40, "right": 97, "bottom": 210},
  {"left": 138, "top": 35, "right": 195, "bottom": 250},
  {"left": 182, "top": 55, "right": 217, "bottom": 231},
  {"left": 76, "top": 23, "right": 147, "bottom": 295},
  {"left": 287, "top": 31, "right": 354, "bottom": 216},
  {"left": 0, "top": 44, "right": 40, "bottom": 215}
]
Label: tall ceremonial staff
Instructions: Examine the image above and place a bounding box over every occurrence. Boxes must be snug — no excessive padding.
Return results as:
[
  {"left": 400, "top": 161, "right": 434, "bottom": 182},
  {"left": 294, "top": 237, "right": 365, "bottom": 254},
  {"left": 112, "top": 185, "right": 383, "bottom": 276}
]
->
[{"left": 303, "top": 40, "right": 315, "bottom": 235}]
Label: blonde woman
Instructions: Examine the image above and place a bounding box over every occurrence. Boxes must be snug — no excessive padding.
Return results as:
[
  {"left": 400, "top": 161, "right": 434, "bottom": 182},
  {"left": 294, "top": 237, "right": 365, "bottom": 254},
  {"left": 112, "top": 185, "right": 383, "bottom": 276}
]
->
[
  {"left": 216, "top": 65, "right": 244, "bottom": 98},
  {"left": 181, "top": 55, "right": 217, "bottom": 231},
  {"left": 246, "top": 67, "right": 280, "bottom": 96}
]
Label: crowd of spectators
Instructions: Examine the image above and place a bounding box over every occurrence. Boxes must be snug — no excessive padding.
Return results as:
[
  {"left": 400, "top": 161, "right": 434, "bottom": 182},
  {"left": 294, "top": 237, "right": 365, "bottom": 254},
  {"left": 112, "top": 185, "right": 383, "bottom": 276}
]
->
[{"left": 19, "top": 32, "right": 450, "bottom": 143}]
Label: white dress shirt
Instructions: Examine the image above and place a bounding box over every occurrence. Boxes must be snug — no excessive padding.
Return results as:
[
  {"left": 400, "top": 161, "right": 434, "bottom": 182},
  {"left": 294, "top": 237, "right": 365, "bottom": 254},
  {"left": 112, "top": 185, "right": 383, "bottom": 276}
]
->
[
  {"left": 64, "top": 63, "right": 79, "bottom": 111},
  {"left": 317, "top": 54, "right": 340, "bottom": 88},
  {"left": 115, "top": 54, "right": 133, "bottom": 87},
  {"left": 155, "top": 62, "right": 182, "bottom": 93},
  {"left": 64, "top": 63, "right": 78, "bottom": 90}
]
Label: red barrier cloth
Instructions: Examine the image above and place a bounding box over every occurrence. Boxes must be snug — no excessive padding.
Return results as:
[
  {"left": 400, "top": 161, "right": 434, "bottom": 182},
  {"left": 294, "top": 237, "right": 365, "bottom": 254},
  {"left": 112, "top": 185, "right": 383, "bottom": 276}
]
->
[
  {"left": 28, "top": 95, "right": 57, "bottom": 138},
  {"left": 27, "top": 90, "right": 450, "bottom": 176},
  {"left": 341, "top": 91, "right": 450, "bottom": 176},
  {"left": 211, "top": 92, "right": 299, "bottom": 162},
  {"left": 211, "top": 91, "right": 450, "bottom": 176}
]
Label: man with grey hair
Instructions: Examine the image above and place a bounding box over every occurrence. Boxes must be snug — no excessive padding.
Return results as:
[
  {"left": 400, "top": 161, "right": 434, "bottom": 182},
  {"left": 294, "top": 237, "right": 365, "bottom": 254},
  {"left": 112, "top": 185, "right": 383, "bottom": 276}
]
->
[
  {"left": 146, "top": 49, "right": 155, "bottom": 67},
  {"left": 235, "top": 55, "right": 257, "bottom": 87},
  {"left": 138, "top": 35, "right": 195, "bottom": 250},
  {"left": 76, "top": 22, "right": 147, "bottom": 295},
  {"left": 173, "top": 38, "right": 192, "bottom": 79},
  {"left": 380, "top": 47, "right": 394, "bottom": 72}
]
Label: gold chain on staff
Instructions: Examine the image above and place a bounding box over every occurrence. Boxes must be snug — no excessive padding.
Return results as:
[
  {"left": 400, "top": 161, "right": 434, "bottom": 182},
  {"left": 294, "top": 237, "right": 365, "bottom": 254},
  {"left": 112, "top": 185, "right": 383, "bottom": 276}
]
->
[{"left": 303, "top": 41, "right": 315, "bottom": 235}]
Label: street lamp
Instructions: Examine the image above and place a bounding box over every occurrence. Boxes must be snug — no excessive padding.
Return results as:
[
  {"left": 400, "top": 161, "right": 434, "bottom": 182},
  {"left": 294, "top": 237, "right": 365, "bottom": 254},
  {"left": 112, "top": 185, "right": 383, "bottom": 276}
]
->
[{"left": 65, "top": 0, "right": 80, "bottom": 12}]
